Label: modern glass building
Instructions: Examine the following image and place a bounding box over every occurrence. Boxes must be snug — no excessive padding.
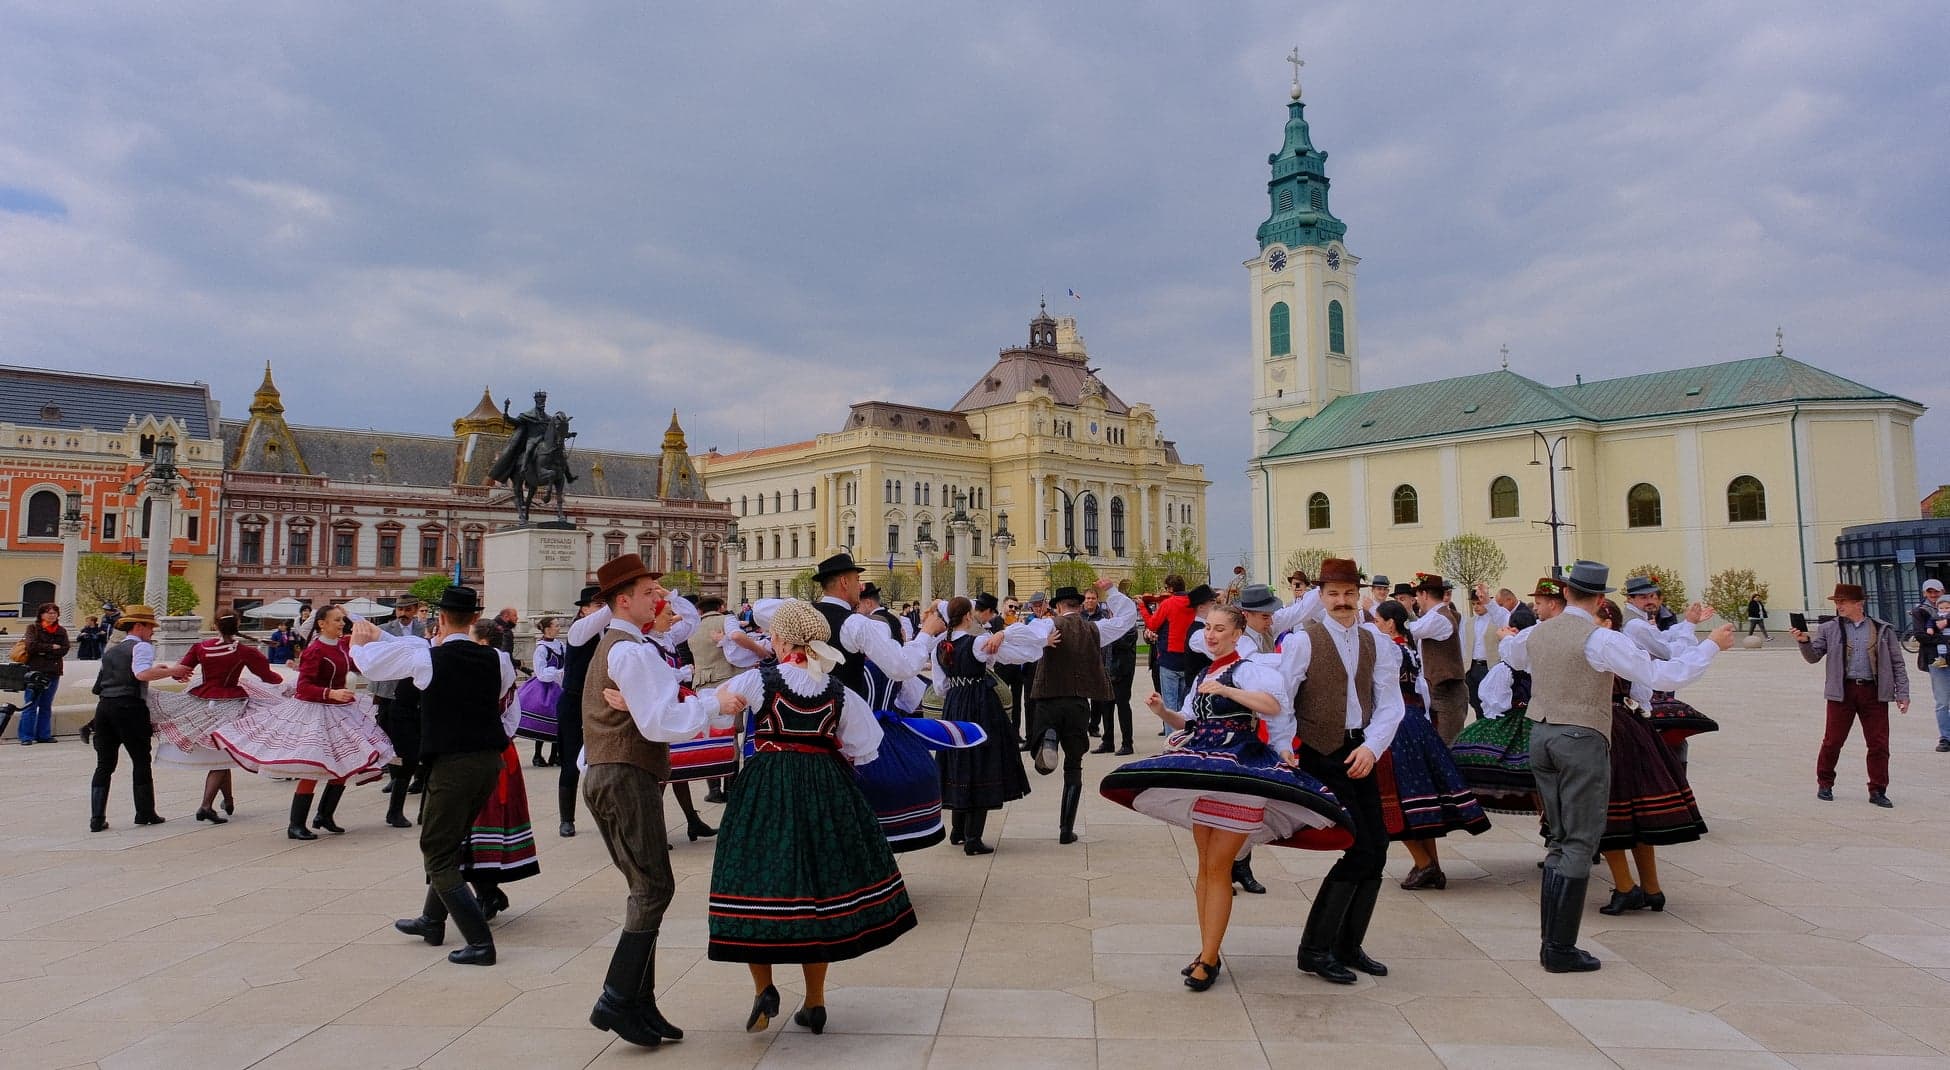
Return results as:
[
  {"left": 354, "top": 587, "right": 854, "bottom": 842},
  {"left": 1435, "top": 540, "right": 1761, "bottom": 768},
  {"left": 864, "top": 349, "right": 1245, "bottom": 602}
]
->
[{"left": 1834, "top": 519, "right": 1950, "bottom": 627}]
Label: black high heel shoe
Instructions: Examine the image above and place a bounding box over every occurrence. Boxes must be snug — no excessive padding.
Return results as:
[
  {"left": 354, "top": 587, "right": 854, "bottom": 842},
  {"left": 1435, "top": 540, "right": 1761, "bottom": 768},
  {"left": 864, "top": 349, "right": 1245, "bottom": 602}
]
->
[
  {"left": 745, "top": 984, "right": 780, "bottom": 1033},
  {"left": 1184, "top": 957, "right": 1223, "bottom": 992},
  {"left": 793, "top": 1004, "right": 827, "bottom": 1034},
  {"left": 195, "top": 807, "right": 227, "bottom": 824},
  {"left": 1599, "top": 885, "right": 1647, "bottom": 915},
  {"left": 687, "top": 815, "right": 716, "bottom": 842}
]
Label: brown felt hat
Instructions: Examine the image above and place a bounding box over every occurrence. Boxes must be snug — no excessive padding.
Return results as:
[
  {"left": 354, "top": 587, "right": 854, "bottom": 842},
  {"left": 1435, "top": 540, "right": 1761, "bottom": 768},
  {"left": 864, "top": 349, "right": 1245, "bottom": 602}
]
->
[
  {"left": 1829, "top": 583, "right": 1866, "bottom": 603},
  {"left": 595, "top": 553, "right": 662, "bottom": 602},
  {"left": 1315, "top": 558, "right": 1365, "bottom": 586}
]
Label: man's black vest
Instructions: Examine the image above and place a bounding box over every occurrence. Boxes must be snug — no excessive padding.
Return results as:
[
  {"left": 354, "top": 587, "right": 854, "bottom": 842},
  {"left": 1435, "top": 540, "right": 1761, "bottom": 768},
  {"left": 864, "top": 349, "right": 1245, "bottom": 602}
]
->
[
  {"left": 814, "top": 599, "right": 870, "bottom": 700},
  {"left": 556, "top": 628, "right": 600, "bottom": 726},
  {"left": 419, "top": 641, "right": 508, "bottom": 759}
]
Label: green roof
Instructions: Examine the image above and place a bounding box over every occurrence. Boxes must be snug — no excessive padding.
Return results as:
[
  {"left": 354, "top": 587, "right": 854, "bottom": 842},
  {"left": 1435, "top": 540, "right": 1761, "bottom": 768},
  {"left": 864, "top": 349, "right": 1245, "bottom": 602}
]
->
[{"left": 1262, "top": 355, "right": 1916, "bottom": 458}]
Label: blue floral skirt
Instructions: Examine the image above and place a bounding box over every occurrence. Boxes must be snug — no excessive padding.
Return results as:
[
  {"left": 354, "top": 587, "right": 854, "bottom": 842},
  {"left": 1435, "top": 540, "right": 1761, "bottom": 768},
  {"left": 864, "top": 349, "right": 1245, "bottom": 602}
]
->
[{"left": 1100, "top": 718, "right": 1353, "bottom": 851}]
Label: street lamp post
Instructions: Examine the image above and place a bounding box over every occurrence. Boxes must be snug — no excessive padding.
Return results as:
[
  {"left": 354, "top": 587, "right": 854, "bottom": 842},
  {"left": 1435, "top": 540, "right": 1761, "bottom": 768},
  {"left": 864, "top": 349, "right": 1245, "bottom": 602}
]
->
[
  {"left": 58, "top": 490, "right": 85, "bottom": 625},
  {"left": 723, "top": 519, "right": 744, "bottom": 604},
  {"left": 914, "top": 519, "right": 938, "bottom": 602},
  {"left": 1529, "top": 431, "right": 1575, "bottom": 579},
  {"left": 992, "top": 510, "right": 1014, "bottom": 601},
  {"left": 947, "top": 492, "right": 974, "bottom": 596}
]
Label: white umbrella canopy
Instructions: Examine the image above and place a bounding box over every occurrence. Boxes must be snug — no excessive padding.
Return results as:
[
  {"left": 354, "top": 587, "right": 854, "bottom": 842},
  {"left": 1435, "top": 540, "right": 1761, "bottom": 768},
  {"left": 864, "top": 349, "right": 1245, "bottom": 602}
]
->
[
  {"left": 242, "top": 597, "right": 304, "bottom": 620},
  {"left": 338, "top": 597, "right": 396, "bottom": 618}
]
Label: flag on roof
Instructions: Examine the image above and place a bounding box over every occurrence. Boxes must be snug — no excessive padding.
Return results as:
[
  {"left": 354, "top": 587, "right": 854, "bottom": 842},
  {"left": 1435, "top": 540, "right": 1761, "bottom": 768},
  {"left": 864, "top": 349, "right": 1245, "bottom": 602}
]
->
[{"left": 1066, "top": 288, "right": 1082, "bottom": 300}]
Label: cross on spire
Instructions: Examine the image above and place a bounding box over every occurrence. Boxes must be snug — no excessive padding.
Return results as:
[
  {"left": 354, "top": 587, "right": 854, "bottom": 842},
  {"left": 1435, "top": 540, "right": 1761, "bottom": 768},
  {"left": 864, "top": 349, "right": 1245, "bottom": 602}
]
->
[
  {"left": 1286, "top": 46, "right": 1304, "bottom": 100},
  {"left": 1774, "top": 325, "right": 1785, "bottom": 356},
  {"left": 1500, "top": 343, "right": 1510, "bottom": 371}
]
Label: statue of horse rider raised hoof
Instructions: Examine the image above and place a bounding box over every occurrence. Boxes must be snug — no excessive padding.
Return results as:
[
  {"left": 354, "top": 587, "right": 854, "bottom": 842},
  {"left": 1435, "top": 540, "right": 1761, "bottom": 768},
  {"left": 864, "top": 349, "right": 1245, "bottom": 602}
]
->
[{"left": 489, "top": 391, "right": 578, "bottom": 527}]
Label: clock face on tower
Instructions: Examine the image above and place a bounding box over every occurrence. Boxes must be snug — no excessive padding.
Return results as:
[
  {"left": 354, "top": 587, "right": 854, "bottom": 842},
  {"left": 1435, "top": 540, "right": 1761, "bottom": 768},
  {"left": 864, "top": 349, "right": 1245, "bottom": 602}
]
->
[
  {"left": 1268, "top": 249, "right": 1287, "bottom": 273},
  {"left": 1326, "top": 249, "right": 1341, "bottom": 270}
]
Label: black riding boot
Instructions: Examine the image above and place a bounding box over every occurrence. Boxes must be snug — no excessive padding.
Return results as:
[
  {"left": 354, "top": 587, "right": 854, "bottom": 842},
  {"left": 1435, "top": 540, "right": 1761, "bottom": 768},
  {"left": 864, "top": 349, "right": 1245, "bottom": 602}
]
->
[
  {"left": 1297, "top": 879, "right": 1359, "bottom": 984},
  {"left": 558, "top": 779, "right": 577, "bottom": 837},
  {"left": 1540, "top": 865, "right": 1602, "bottom": 973},
  {"left": 132, "top": 780, "right": 166, "bottom": 825},
  {"left": 589, "top": 928, "right": 664, "bottom": 1046},
  {"left": 89, "top": 785, "right": 110, "bottom": 832},
  {"left": 963, "top": 809, "right": 995, "bottom": 855},
  {"left": 435, "top": 883, "right": 497, "bottom": 966},
  {"left": 637, "top": 930, "right": 683, "bottom": 1040},
  {"left": 287, "top": 791, "right": 318, "bottom": 840},
  {"left": 1058, "top": 780, "right": 1082, "bottom": 845},
  {"left": 1334, "top": 877, "right": 1389, "bottom": 976},
  {"left": 395, "top": 885, "right": 447, "bottom": 945},
  {"left": 949, "top": 809, "right": 966, "bottom": 846},
  {"left": 311, "top": 783, "right": 346, "bottom": 834},
  {"left": 385, "top": 768, "right": 413, "bottom": 827}
]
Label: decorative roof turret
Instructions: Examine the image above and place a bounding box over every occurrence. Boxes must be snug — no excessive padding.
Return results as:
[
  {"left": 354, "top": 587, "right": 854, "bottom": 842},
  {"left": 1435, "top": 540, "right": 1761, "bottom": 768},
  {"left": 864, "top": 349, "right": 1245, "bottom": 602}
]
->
[
  {"left": 453, "top": 386, "right": 515, "bottom": 437},
  {"left": 662, "top": 409, "right": 688, "bottom": 452},
  {"left": 249, "top": 361, "right": 285, "bottom": 416},
  {"left": 1256, "top": 47, "right": 1346, "bottom": 251},
  {"left": 1029, "top": 298, "right": 1058, "bottom": 351}
]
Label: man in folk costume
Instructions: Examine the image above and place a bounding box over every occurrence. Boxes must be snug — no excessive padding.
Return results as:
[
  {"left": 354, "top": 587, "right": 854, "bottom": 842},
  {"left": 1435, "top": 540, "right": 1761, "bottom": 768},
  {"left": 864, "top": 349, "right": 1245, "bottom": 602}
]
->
[
  {"left": 1028, "top": 580, "right": 1140, "bottom": 844},
  {"left": 1503, "top": 561, "right": 1731, "bottom": 972},
  {"left": 581, "top": 554, "right": 745, "bottom": 1047},
  {"left": 88, "top": 605, "right": 180, "bottom": 831},
  {"left": 1461, "top": 583, "right": 1509, "bottom": 717},
  {"left": 350, "top": 586, "right": 516, "bottom": 967},
  {"left": 1408, "top": 574, "right": 1469, "bottom": 743},
  {"left": 1276, "top": 560, "right": 1405, "bottom": 985},
  {"left": 795, "top": 551, "right": 944, "bottom": 712},
  {"left": 553, "top": 584, "right": 604, "bottom": 837},
  {"left": 373, "top": 595, "right": 426, "bottom": 829}
]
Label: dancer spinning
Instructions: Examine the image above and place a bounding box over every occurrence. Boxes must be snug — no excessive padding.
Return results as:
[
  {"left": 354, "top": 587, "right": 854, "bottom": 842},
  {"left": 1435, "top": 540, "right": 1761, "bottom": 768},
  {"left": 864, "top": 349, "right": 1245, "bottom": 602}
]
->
[
  {"left": 149, "top": 612, "right": 281, "bottom": 823},
  {"left": 516, "top": 616, "right": 566, "bottom": 767},
  {"left": 1368, "top": 600, "right": 1490, "bottom": 889},
  {"left": 707, "top": 600, "right": 916, "bottom": 1035},
  {"left": 1102, "top": 605, "right": 1353, "bottom": 991},
  {"left": 213, "top": 604, "right": 395, "bottom": 840},
  {"left": 351, "top": 586, "right": 517, "bottom": 968}
]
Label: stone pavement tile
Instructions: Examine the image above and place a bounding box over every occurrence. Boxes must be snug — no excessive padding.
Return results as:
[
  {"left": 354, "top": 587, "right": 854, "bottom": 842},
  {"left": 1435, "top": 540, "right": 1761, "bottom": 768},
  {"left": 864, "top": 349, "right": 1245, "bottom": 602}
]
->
[
  {"left": 928, "top": 1036, "right": 1095, "bottom": 1068},
  {"left": 294, "top": 940, "right": 450, "bottom": 982},
  {"left": 1459, "top": 926, "right": 1614, "bottom": 963},
  {"left": 1094, "top": 952, "right": 1216, "bottom": 995},
  {"left": 1259, "top": 1041, "right": 1443, "bottom": 1069},
  {"left": 955, "top": 947, "right": 1095, "bottom": 990},
  {"left": 1597, "top": 930, "right": 1760, "bottom": 964},
  {"left": 1397, "top": 996, "right": 1589, "bottom": 1047},
  {"left": 1095, "top": 1038, "right": 1268, "bottom": 1070},
  {"left": 1360, "top": 923, "right": 1487, "bottom": 961},
  {"left": 586, "top": 1027, "right": 770, "bottom": 1069},
  {"left": 156, "top": 940, "right": 341, "bottom": 980},
  {"left": 1353, "top": 958, "right": 1532, "bottom": 999},
  {"left": 1664, "top": 902, "right": 1817, "bottom": 934},
  {"left": 37, "top": 937, "right": 220, "bottom": 983},
  {"left": 52, "top": 972, "right": 248, "bottom": 1024},
  {"left": 822, "top": 948, "right": 966, "bottom": 990},
  {"left": 1089, "top": 921, "right": 1203, "bottom": 955},
  {"left": 0, "top": 973, "right": 125, "bottom": 1021},
  {"left": 125, "top": 912, "right": 286, "bottom": 943},
  {"left": 1783, "top": 965, "right": 1950, "bottom": 1007},
  {"left": 1604, "top": 1051, "right": 1796, "bottom": 1069},
  {"left": 17, "top": 905, "right": 165, "bottom": 942},
  {"left": 759, "top": 1032, "right": 934, "bottom": 1068},
  {"left": 420, "top": 1024, "right": 615, "bottom": 1069},
  {"left": 973, "top": 895, "right": 1090, "bottom": 925},
  {"left": 1863, "top": 933, "right": 1950, "bottom": 968},
  {"left": 233, "top": 909, "right": 391, "bottom": 944},
  {"left": 0, "top": 1020, "right": 153, "bottom": 1068},
  {"left": 1783, "top": 1057, "right": 1950, "bottom": 1069},
  {"left": 1093, "top": 990, "right": 1252, "bottom": 1038},
  {"left": 1785, "top": 907, "right": 1949, "bottom": 936},
  {"left": 965, "top": 920, "right": 1088, "bottom": 958},
  {"left": 937, "top": 987, "right": 1094, "bottom": 1037},
  {"left": 194, "top": 973, "right": 403, "bottom": 1025},
  {"left": 1740, "top": 881, "right": 1883, "bottom": 909},
  {"left": 1724, "top": 933, "right": 1909, "bottom": 968},
  {"left": 1510, "top": 958, "right": 1674, "bottom": 1000},
  {"left": 1222, "top": 953, "right": 1374, "bottom": 997},
  {"left": 1428, "top": 1044, "right": 1617, "bottom": 1070},
  {"left": 1546, "top": 997, "right": 1763, "bottom": 1050},
  {"left": 810, "top": 986, "right": 947, "bottom": 1035},
  {"left": 1867, "top": 1005, "right": 1950, "bottom": 1053},
  {"left": 1713, "top": 1002, "right": 1938, "bottom": 1056},
  {"left": 337, "top": 970, "right": 522, "bottom": 1027},
  {"left": 100, "top": 1022, "right": 313, "bottom": 1070},
  {"left": 1084, "top": 896, "right": 1194, "bottom": 924},
  {"left": 0, "top": 939, "right": 104, "bottom": 970},
  {"left": 1634, "top": 962, "right": 1840, "bottom": 1010},
  {"left": 1242, "top": 991, "right": 1421, "bottom": 1043},
  {"left": 644, "top": 978, "right": 781, "bottom": 1032},
  {"left": 250, "top": 1023, "right": 468, "bottom": 1069}
]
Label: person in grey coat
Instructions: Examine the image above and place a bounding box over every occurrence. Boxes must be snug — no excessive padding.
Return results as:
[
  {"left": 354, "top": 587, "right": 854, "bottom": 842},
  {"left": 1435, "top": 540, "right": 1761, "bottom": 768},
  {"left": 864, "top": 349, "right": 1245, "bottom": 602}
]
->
[{"left": 1793, "top": 582, "right": 1910, "bottom": 807}]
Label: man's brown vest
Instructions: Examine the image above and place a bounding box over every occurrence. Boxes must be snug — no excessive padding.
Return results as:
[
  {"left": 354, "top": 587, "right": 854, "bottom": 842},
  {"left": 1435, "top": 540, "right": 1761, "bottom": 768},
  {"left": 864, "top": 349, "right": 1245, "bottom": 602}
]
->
[
  {"left": 1421, "top": 602, "right": 1465, "bottom": 684},
  {"left": 1030, "top": 613, "right": 1111, "bottom": 701},
  {"left": 582, "top": 627, "right": 672, "bottom": 777},
  {"left": 1295, "top": 620, "right": 1375, "bottom": 753},
  {"left": 688, "top": 611, "right": 737, "bottom": 688}
]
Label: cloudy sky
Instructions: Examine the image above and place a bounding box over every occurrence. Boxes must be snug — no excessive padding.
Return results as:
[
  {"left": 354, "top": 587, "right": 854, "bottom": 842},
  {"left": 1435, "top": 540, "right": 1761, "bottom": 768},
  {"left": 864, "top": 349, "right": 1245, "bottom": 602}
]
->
[{"left": 3, "top": 2, "right": 1945, "bottom": 571}]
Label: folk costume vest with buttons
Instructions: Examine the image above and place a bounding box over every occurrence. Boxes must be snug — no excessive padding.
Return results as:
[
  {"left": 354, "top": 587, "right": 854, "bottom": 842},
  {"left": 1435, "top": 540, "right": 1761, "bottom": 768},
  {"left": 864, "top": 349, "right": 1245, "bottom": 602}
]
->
[
  {"left": 418, "top": 641, "right": 509, "bottom": 759},
  {"left": 95, "top": 637, "right": 144, "bottom": 699},
  {"left": 814, "top": 600, "right": 870, "bottom": 701},
  {"left": 689, "top": 612, "right": 738, "bottom": 688},
  {"left": 1524, "top": 613, "right": 1615, "bottom": 740},
  {"left": 1031, "top": 613, "right": 1112, "bottom": 701},
  {"left": 582, "top": 628, "right": 672, "bottom": 777},
  {"left": 556, "top": 625, "right": 601, "bottom": 724},
  {"left": 1295, "top": 620, "right": 1375, "bottom": 753},
  {"left": 1421, "top": 603, "right": 1465, "bottom": 684}
]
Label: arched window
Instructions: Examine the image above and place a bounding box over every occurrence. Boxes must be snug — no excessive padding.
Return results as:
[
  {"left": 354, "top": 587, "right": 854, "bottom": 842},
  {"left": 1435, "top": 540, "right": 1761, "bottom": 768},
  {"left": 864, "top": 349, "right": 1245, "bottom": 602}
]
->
[
  {"left": 1627, "top": 483, "right": 1663, "bottom": 528},
  {"left": 1392, "top": 484, "right": 1419, "bottom": 525},
  {"left": 1489, "top": 476, "right": 1520, "bottom": 519},
  {"left": 20, "top": 580, "right": 54, "bottom": 611},
  {"left": 1307, "top": 492, "right": 1331, "bottom": 530},
  {"left": 791, "top": 489, "right": 800, "bottom": 511},
  {"left": 773, "top": 491, "right": 782, "bottom": 512},
  {"left": 1727, "top": 475, "right": 1767, "bottom": 523},
  {"left": 1082, "top": 494, "right": 1100, "bottom": 555},
  {"left": 1110, "top": 497, "right": 1126, "bottom": 556},
  {"left": 740, "top": 495, "right": 748, "bottom": 516},
  {"left": 23, "top": 490, "right": 61, "bottom": 538},
  {"left": 1328, "top": 300, "right": 1346, "bottom": 355},
  {"left": 1269, "top": 301, "right": 1291, "bottom": 357}
]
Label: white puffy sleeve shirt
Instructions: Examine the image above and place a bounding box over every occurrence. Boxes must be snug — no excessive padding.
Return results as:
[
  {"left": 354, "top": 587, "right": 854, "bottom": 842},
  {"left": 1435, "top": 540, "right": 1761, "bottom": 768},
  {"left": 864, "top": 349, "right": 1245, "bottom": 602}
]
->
[{"left": 1274, "top": 619, "right": 1406, "bottom": 757}]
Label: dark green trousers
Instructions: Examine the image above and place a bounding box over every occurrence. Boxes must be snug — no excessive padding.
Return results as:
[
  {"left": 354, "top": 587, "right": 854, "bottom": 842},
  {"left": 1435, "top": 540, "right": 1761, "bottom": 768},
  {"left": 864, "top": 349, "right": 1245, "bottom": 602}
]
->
[{"left": 420, "top": 749, "right": 506, "bottom": 893}]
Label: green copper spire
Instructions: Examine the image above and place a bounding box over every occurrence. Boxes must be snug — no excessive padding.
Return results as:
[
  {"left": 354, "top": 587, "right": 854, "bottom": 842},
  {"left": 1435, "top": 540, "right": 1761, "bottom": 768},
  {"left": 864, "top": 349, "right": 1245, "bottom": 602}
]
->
[{"left": 1256, "top": 49, "right": 1345, "bottom": 251}]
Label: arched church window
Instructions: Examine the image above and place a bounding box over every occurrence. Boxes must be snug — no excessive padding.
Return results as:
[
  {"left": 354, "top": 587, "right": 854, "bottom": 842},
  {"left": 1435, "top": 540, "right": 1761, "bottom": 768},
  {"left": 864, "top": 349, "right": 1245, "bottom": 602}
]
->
[
  {"left": 1489, "top": 476, "right": 1520, "bottom": 519},
  {"left": 1307, "top": 492, "right": 1331, "bottom": 531},
  {"left": 1269, "top": 302, "right": 1291, "bottom": 358},
  {"left": 1328, "top": 301, "right": 1346, "bottom": 355},
  {"left": 1627, "top": 483, "right": 1663, "bottom": 528},
  {"left": 1110, "top": 498, "right": 1126, "bottom": 556},
  {"left": 1727, "top": 476, "right": 1767, "bottom": 523},
  {"left": 1082, "top": 494, "right": 1100, "bottom": 555},
  {"left": 1391, "top": 485, "right": 1419, "bottom": 526}
]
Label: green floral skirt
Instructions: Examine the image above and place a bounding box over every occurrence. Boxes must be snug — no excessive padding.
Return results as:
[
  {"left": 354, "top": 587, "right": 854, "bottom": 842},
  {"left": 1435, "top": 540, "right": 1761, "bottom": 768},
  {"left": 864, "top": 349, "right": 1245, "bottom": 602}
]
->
[{"left": 707, "top": 749, "right": 918, "bottom": 964}]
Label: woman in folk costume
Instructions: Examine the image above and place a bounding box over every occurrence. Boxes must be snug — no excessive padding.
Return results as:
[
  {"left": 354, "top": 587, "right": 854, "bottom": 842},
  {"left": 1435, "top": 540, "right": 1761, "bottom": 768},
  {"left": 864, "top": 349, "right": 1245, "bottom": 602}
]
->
[
  {"left": 213, "top": 604, "right": 395, "bottom": 840},
  {"left": 1101, "top": 605, "right": 1354, "bottom": 992},
  {"left": 708, "top": 600, "right": 916, "bottom": 1035},
  {"left": 1619, "top": 576, "right": 1721, "bottom": 757},
  {"left": 461, "top": 620, "right": 539, "bottom": 919},
  {"left": 1368, "top": 600, "right": 1491, "bottom": 890},
  {"left": 515, "top": 616, "right": 566, "bottom": 768},
  {"left": 1592, "top": 598, "right": 1710, "bottom": 915},
  {"left": 1451, "top": 582, "right": 1559, "bottom": 815},
  {"left": 935, "top": 594, "right": 1044, "bottom": 855},
  {"left": 149, "top": 613, "right": 282, "bottom": 823}
]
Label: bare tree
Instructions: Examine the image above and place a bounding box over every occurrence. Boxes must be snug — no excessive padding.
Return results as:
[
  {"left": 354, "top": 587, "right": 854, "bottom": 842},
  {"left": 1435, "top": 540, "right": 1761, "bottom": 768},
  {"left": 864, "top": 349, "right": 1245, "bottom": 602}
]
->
[
  {"left": 1282, "top": 547, "right": 1340, "bottom": 581},
  {"left": 1432, "top": 534, "right": 1508, "bottom": 591},
  {"left": 1703, "top": 568, "right": 1768, "bottom": 625}
]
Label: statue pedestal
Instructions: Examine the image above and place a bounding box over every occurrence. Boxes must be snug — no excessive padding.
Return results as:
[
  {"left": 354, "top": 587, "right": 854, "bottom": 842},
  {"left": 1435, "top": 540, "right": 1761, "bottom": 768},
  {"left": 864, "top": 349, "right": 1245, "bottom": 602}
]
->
[
  {"left": 155, "top": 616, "right": 205, "bottom": 662},
  {"left": 483, "top": 527, "right": 590, "bottom": 625}
]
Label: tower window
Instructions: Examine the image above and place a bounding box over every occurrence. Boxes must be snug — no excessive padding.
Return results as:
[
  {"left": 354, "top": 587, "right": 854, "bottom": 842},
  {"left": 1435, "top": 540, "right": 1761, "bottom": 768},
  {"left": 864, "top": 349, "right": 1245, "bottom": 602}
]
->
[
  {"left": 1627, "top": 483, "right": 1663, "bottom": 528},
  {"left": 1489, "top": 476, "right": 1520, "bottom": 519},
  {"left": 1310, "top": 188, "right": 1323, "bottom": 210},
  {"left": 1307, "top": 492, "right": 1331, "bottom": 531},
  {"left": 1277, "top": 188, "right": 1294, "bottom": 212},
  {"left": 1392, "top": 485, "right": 1419, "bottom": 526},
  {"left": 1268, "top": 301, "right": 1291, "bottom": 358},
  {"left": 1328, "top": 300, "right": 1346, "bottom": 355}
]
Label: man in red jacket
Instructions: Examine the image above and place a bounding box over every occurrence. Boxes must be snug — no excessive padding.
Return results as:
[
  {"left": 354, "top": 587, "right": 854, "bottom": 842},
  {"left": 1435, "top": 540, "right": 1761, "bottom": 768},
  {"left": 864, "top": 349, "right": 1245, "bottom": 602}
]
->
[{"left": 1141, "top": 575, "right": 1196, "bottom": 714}]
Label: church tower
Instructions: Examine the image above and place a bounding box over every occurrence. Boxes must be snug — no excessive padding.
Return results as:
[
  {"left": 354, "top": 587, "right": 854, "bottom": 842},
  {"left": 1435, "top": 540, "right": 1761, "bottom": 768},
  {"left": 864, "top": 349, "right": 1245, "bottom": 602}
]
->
[{"left": 1248, "top": 51, "right": 1360, "bottom": 457}]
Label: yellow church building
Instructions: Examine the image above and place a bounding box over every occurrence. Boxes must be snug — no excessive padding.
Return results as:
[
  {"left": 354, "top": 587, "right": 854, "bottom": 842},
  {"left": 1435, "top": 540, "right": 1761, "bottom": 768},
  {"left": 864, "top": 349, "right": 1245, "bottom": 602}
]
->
[{"left": 1246, "top": 71, "right": 1924, "bottom": 615}]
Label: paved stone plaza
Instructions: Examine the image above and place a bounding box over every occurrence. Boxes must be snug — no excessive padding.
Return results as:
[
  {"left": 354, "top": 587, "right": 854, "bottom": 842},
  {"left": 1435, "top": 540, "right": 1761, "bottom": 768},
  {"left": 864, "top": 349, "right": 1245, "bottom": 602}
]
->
[{"left": 2, "top": 645, "right": 1948, "bottom": 1069}]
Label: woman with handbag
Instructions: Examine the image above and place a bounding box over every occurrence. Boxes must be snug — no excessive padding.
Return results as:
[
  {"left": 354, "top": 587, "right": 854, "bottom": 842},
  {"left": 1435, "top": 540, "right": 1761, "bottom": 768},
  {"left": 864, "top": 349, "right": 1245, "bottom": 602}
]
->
[
  {"left": 18, "top": 603, "right": 71, "bottom": 745},
  {"left": 515, "top": 616, "right": 566, "bottom": 767}
]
